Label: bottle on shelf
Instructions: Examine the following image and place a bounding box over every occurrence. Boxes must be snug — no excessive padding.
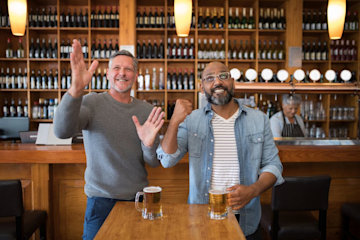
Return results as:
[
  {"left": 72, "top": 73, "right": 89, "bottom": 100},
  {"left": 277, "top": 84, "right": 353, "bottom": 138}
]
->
[{"left": 6, "top": 38, "right": 13, "bottom": 58}]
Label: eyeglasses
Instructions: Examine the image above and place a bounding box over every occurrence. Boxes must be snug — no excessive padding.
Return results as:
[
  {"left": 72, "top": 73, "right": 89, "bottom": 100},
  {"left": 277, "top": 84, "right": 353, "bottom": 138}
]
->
[{"left": 202, "top": 72, "right": 231, "bottom": 83}]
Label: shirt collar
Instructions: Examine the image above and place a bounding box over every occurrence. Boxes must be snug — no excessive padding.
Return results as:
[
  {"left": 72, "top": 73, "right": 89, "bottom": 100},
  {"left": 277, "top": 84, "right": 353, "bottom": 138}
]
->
[{"left": 203, "top": 98, "right": 248, "bottom": 116}]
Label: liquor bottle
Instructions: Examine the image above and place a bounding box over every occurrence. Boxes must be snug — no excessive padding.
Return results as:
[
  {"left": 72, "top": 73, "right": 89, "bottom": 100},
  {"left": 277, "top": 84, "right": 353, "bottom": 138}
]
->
[
  {"left": 147, "top": 40, "right": 152, "bottom": 59},
  {"left": 17, "top": 38, "right": 25, "bottom": 58},
  {"left": 159, "top": 67, "right": 164, "bottom": 90},
  {"left": 138, "top": 69, "right": 144, "bottom": 90},
  {"left": 47, "top": 69, "right": 54, "bottom": 89},
  {"left": 149, "top": 8, "right": 155, "bottom": 28},
  {"left": 66, "top": 69, "right": 71, "bottom": 89},
  {"left": 167, "top": 69, "right": 172, "bottom": 90},
  {"left": 50, "top": 7, "right": 57, "bottom": 27},
  {"left": 154, "top": 8, "right": 160, "bottom": 28},
  {"left": 249, "top": 40, "right": 255, "bottom": 59},
  {"left": 198, "top": 7, "right": 203, "bottom": 29},
  {"left": 171, "top": 38, "right": 177, "bottom": 59},
  {"left": 264, "top": 8, "right": 270, "bottom": 29},
  {"left": 232, "top": 40, "right": 237, "bottom": 59},
  {"left": 177, "top": 69, "right": 183, "bottom": 90},
  {"left": 228, "top": 8, "right": 233, "bottom": 29},
  {"left": 11, "top": 68, "right": 16, "bottom": 89},
  {"left": 41, "top": 69, "right": 48, "bottom": 89},
  {"left": 83, "top": 38, "right": 88, "bottom": 59},
  {"left": 6, "top": 38, "right": 13, "bottom": 58},
  {"left": 143, "top": 8, "right": 148, "bottom": 28},
  {"left": 183, "top": 68, "right": 189, "bottom": 90},
  {"left": 177, "top": 38, "right": 182, "bottom": 59},
  {"left": 228, "top": 40, "right": 233, "bottom": 59},
  {"left": 158, "top": 39, "right": 164, "bottom": 59},
  {"left": 104, "top": 7, "right": 110, "bottom": 28},
  {"left": 15, "top": 99, "right": 23, "bottom": 118},
  {"left": 136, "top": 40, "right": 141, "bottom": 58},
  {"left": 220, "top": 39, "right": 225, "bottom": 59},
  {"left": 114, "top": 7, "right": 119, "bottom": 28},
  {"left": 278, "top": 41, "right": 285, "bottom": 60},
  {"left": 204, "top": 8, "right": 210, "bottom": 28},
  {"left": 191, "top": 9, "right": 195, "bottom": 28},
  {"left": 171, "top": 68, "right": 177, "bottom": 89},
  {"left": 259, "top": 8, "right": 264, "bottom": 29},
  {"left": 141, "top": 40, "right": 146, "bottom": 59},
  {"left": 152, "top": 67, "right": 157, "bottom": 90},
  {"left": 0, "top": 68, "right": 4, "bottom": 89},
  {"left": 315, "top": 42, "right": 322, "bottom": 60},
  {"left": 234, "top": 8, "right": 240, "bottom": 29},
  {"left": 40, "top": 38, "right": 46, "bottom": 58},
  {"left": 189, "top": 69, "right": 195, "bottom": 90},
  {"left": 238, "top": 40, "right": 243, "bottom": 59},
  {"left": 144, "top": 68, "right": 150, "bottom": 90},
  {"left": 159, "top": 8, "right": 165, "bottom": 28},
  {"left": 211, "top": 8, "right": 218, "bottom": 29},
  {"left": 183, "top": 38, "right": 189, "bottom": 59},
  {"left": 241, "top": 8, "right": 247, "bottom": 29},
  {"left": 95, "top": 68, "right": 101, "bottom": 89},
  {"left": 10, "top": 98, "right": 16, "bottom": 117},
  {"left": 189, "top": 38, "right": 195, "bottom": 59},
  {"left": 219, "top": 8, "right": 225, "bottom": 29},
  {"left": 91, "top": 8, "right": 96, "bottom": 27},
  {"left": 102, "top": 68, "right": 107, "bottom": 89},
  {"left": 280, "top": 8, "right": 286, "bottom": 29},
  {"left": 243, "top": 40, "right": 249, "bottom": 59},
  {"left": 248, "top": 8, "right": 255, "bottom": 29},
  {"left": 5, "top": 68, "right": 10, "bottom": 89},
  {"left": 152, "top": 40, "right": 158, "bottom": 59},
  {"left": 270, "top": 9, "right": 277, "bottom": 30}
]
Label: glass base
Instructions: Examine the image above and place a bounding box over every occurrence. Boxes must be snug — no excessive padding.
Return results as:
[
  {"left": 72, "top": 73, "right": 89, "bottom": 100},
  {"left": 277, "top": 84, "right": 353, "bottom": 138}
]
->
[
  {"left": 208, "top": 211, "right": 228, "bottom": 220},
  {"left": 142, "top": 210, "right": 163, "bottom": 220}
]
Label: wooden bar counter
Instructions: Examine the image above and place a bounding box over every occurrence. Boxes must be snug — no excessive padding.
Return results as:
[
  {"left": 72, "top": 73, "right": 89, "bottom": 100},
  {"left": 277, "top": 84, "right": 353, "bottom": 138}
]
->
[{"left": 0, "top": 142, "right": 360, "bottom": 240}]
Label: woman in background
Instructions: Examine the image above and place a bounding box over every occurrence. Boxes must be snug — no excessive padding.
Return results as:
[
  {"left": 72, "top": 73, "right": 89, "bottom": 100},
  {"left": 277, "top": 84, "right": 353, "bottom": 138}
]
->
[{"left": 270, "top": 94, "right": 306, "bottom": 137}]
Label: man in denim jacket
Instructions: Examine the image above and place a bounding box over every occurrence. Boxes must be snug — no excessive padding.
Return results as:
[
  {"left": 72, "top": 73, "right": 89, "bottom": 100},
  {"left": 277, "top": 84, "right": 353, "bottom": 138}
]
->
[{"left": 157, "top": 62, "right": 284, "bottom": 240}]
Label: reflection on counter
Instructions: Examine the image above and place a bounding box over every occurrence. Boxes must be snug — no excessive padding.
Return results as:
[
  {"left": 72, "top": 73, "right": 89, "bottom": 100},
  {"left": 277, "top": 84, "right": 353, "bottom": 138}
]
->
[{"left": 274, "top": 137, "right": 360, "bottom": 146}]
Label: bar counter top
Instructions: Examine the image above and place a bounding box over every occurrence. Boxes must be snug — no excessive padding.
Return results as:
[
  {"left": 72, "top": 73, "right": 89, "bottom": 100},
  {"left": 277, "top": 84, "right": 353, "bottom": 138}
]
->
[{"left": 0, "top": 142, "right": 359, "bottom": 163}]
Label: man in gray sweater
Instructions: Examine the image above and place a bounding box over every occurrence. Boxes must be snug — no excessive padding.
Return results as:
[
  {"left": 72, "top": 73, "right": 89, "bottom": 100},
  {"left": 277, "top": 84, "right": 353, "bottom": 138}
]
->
[{"left": 54, "top": 39, "right": 164, "bottom": 240}]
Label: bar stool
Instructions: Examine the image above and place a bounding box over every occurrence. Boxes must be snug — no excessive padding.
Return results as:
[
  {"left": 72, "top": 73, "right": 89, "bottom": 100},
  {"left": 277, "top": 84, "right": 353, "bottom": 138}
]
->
[
  {"left": 261, "top": 175, "right": 331, "bottom": 240},
  {"left": 0, "top": 179, "right": 47, "bottom": 240},
  {"left": 341, "top": 203, "right": 360, "bottom": 240}
]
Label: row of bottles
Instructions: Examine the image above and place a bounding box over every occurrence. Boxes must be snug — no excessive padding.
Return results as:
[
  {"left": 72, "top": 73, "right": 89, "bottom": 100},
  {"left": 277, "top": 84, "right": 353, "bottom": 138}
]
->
[
  {"left": 228, "top": 39, "right": 255, "bottom": 60},
  {"left": 330, "top": 40, "right": 357, "bottom": 61},
  {"left": 29, "top": 6, "right": 121, "bottom": 28},
  {"left": 198, "top": 38, "right": 225, "bottom": 60},
  {"left": 136, "top": 8, "right": 166, "bottom": 28},
  {"left": 2, "top": 98, "right": 28, "bottom": 117},
  {"left": 136, "top": 39, "right": 165, "bottom": 59},
  {"left": 29, "top": 7, "right": 58, "bottom": 27},
  {"left": 5, "top": 38, "right": 25, "bottom": 58},
  {"left": 137, "top": 67, "right": 165, "bottom": 90},
  {"left": 30, "top": 69, "right": 59, "bottom": 89},
  {"left": 167, "top": 37, "right": 195, "bottom": 59},
  {"left": 258, "top": 40, "right": 285, "bottom": 60},
  {"left": 29, "top": 38, "right": 58, "bottom": 59},
  {"left": 90, "top": 6, "right": 119, "bottom": 28},
  {"left": 198, "top": 7, "right": 225, "bottom": 29},
  {"left": 300, "top": 95, "right": 326, "bottom": 121},
  {"left": 302, "top": 41, "right": 328, "bottom": 61},
  {"left": 32, "top": 98, "right": 58, "bottom": 119},
  {"left": 0, "top": 68, "right": 27, "bottom": 89},
  {"left": 91, "top": 68, "right": 110, "bottom": 90},
  {"left": 227, "top": 7, "right": 255, "bottom": 29},
  {"left": 302, "top": 10, "right": 358, "bottom": 31},
  {"left": 258, "top": 8, "right": 286, "bottom": 30},
  {"left": 167, "top": 68, "right": 195, "bottom": 90}
]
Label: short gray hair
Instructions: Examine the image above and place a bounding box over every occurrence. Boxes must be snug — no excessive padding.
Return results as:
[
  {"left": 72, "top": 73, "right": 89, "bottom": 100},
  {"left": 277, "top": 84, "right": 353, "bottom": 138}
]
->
[
  {"left": 282, "top": 94, "right": 302, "bottom": 106},
  {"left": 108, "top": 50, "right": 138, "bottom": 72}
]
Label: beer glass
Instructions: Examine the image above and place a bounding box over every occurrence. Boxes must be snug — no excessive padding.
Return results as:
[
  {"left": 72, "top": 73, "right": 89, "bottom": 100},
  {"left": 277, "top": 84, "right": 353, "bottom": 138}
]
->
[
  {"left": 208, "top": 189, "right": 229, "bottom": 220},
  {"left": 135, "top": 186, "right": 163, "bottom": 220}
]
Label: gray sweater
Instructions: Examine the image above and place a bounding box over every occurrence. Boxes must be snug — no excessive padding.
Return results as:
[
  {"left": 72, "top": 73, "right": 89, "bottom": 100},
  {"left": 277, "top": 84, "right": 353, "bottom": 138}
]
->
[{"left": 54, "top": 92, "right": 160, "bottom": 200}]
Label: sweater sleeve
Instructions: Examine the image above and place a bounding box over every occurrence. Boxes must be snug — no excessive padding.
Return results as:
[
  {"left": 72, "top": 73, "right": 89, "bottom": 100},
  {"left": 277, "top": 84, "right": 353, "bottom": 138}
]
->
[
  {"left": 53, "top": 92, "right": 91, "bottom": 139},
  {"left": 141, "top": 136, "right": 160, "bottom": 167}
]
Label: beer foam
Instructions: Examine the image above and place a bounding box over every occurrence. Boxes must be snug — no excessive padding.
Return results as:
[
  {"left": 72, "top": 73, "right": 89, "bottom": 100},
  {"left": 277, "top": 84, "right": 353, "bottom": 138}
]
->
[
  {"left": 209, "top": 189, "right": 227, "bottom": 195},
  {"left": 144, "top": 186, "right": 162, "bottom": 193}
]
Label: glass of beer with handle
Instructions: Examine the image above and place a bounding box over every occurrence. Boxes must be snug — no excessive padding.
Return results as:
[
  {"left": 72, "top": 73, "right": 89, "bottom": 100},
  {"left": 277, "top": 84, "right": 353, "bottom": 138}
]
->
[
  {"left": 135, "top": 186, "right": 163, "bottom": 220},
  {"left": 208, "top": 188, "right": 229, "bottom": 220}
]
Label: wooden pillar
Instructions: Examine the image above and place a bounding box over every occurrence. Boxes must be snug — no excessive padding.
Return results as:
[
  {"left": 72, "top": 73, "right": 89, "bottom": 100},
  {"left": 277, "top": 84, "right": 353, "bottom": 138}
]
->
[{"left": 119, "top": 0, "right": 136, "bottom": 46}]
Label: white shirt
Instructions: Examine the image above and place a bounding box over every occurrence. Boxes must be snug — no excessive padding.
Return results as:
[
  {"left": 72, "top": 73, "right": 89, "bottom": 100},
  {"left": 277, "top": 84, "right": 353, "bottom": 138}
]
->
[{"left": 210, "top": 109, "right": 240, "bottom": 191}]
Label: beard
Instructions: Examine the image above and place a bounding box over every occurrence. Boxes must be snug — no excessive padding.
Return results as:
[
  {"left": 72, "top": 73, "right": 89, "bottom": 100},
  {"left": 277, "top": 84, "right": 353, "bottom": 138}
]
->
[
  {"left": 110, "top": 78, "right": 133, "bottom": 93},
  {"left": 204, "top": 85, "right": 234, "bottom": 105}
]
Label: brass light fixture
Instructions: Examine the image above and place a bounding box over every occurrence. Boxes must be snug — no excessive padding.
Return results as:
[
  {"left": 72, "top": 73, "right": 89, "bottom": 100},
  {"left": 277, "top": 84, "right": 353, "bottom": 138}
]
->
[
  {"left": 327, "top": 0, "right": 346, "bottom": 39},
  {"left": 8, "top": 0, "right": 27, "bottom": 36},
  {"left": 174, "top": 0, "right": 192, "bottom": 37}
]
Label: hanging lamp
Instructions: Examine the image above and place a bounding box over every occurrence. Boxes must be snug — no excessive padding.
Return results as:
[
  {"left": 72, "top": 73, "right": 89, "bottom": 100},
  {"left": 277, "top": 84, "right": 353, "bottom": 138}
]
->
[
  {"left": 174, "top": 0, "right": 192, "bottom": 37},
  {"left": 327, "top": 0, "right": 346, "bottom": 39}
]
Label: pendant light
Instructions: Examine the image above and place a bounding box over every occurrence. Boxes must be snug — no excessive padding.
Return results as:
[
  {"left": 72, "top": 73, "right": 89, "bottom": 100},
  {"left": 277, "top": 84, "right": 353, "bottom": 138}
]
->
[
  {"left": 327, "top": 0, "right": 346, "bottom": 39},
  {"left": 8, "top": 0, "right": 27, "bottom": 36},
  {"left": 174, "top": 0, "right": 192, "bottom": 37}
]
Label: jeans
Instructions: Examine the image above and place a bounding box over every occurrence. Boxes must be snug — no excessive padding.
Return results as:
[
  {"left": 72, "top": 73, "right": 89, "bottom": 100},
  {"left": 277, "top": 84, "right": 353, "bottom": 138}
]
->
[
  {"left": 82, "top": 196, "right": 134, "bottom": 240},
  {"left": 236, "top": 214, "right": 262, "bottom": 240}
]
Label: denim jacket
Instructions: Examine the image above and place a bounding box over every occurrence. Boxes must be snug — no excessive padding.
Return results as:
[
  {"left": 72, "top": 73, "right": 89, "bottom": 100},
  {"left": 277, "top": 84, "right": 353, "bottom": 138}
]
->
[{"left": 157, "top": 99, "right": 284, "bottom": 236}]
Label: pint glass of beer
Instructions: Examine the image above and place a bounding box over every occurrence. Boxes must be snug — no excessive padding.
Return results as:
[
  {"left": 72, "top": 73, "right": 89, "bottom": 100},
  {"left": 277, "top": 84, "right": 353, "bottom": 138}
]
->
[
  {"left": 208, "top": 189, "right": 228, "bottom": 220},
  {"left": 135, "top": 186, "right": 163, "bottom": 220}
]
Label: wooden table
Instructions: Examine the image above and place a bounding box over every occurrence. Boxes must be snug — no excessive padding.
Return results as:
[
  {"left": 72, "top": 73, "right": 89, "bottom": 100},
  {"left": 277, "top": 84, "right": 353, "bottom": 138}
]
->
[{"left": 95, "top": 202, "right": 246, "bottom": 240}]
